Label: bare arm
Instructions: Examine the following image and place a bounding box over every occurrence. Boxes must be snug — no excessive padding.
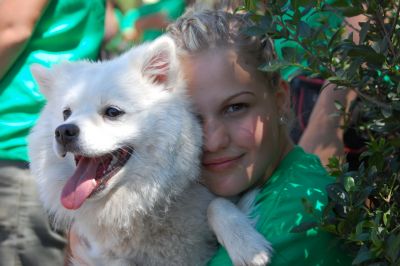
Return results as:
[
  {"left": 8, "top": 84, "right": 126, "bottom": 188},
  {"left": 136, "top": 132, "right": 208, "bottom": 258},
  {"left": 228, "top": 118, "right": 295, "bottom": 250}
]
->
[
  {"left": 299, "top": 15, "right": 365, "bottom": 166},
  {"left": 104, "top": 0, "right": 119, "bottom": 44},
  {"left": 124, "top": 13, "right": 170, "bottom": 42},
  {"left": 299, "top": 84, "right": 357, "bottom": 166},
  {"left": 0, "top": 0, "right": 50, "bottom": 79}
]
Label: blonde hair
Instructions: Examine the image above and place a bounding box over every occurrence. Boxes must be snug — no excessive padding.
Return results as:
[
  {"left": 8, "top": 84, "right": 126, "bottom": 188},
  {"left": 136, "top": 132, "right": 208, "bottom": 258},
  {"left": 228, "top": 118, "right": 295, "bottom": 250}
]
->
[{"left": 167, "top": 8, "right": 280, "bottom": 91}]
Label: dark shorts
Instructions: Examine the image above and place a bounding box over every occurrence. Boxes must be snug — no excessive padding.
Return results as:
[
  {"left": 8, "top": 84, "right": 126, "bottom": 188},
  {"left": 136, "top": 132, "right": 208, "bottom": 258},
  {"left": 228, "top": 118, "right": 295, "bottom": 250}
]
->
[{"left": 0, "top": 160, "right": 66, "bottom": 266}]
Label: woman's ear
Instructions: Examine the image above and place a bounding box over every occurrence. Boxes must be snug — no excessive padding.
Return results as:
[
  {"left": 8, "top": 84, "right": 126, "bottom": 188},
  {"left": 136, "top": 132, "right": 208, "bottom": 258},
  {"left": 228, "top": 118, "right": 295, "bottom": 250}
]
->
[{"left": 274, "top": 79, "right": 290, "bottom": 114}]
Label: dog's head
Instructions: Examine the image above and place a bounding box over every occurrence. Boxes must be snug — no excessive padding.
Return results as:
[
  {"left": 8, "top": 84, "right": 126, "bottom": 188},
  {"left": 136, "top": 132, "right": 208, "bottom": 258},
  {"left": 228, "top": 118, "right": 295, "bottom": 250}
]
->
[{"left": 29, "top": 36, "right": 202, "bottom": 225}]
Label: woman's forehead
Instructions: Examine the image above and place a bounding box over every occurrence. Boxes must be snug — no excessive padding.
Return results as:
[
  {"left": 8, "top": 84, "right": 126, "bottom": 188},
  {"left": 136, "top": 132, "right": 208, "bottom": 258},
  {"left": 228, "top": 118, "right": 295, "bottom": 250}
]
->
[{"left": 182, "top": 48, "right": 263, "bottom": 89}]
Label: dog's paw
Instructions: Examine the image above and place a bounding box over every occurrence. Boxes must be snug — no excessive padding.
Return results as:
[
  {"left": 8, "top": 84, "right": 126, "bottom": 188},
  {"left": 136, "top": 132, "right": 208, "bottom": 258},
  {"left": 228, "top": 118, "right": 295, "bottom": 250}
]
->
[
  {"left": 250, "top": 251, "right": 271, "bottom": 266},
  {"left": 208, "top": 198, "right": 273, "bottom": 265},
  {"left": 229, "top": 234, "right": 273, "bottom": 266}
]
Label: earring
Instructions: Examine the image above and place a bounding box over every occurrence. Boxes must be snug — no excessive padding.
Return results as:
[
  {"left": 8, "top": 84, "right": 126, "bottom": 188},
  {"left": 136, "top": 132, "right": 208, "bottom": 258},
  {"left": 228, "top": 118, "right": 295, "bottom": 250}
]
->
[{"left": 279, "top": 114, "right": 288, "bottom": 125}]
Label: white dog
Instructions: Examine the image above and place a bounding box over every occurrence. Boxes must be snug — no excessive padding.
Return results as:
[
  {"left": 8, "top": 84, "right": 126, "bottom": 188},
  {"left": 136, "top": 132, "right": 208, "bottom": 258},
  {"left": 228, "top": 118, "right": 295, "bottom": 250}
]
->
[{"left": 28, "top": 36, "right": 272, "bottom": 266}]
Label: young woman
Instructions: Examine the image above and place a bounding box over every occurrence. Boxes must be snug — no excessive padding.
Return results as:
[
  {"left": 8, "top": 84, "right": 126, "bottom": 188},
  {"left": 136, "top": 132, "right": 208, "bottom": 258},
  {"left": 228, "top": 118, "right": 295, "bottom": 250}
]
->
[
  {"left": 167, "top": 8, "right": 352, "bottom": 265},
  {"left": 68, "top": 8, "right": 352, "bottom": 265}
]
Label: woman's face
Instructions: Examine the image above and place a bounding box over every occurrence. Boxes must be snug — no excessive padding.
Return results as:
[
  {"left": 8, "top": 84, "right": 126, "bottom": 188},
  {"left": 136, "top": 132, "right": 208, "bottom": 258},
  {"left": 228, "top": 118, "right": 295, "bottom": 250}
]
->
[{"left": 183, "top": 48, "right": 293, "bottom": 197}]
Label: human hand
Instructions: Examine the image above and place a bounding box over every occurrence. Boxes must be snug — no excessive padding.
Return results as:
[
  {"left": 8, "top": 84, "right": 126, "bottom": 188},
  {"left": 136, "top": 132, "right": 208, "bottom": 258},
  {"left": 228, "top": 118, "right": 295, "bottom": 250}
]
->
[
  {"left": 66, "top": 224, "right": 92, "bottom": 266},
  {"left": 123, "top": 12, "right": 170, "bottom": 42}
]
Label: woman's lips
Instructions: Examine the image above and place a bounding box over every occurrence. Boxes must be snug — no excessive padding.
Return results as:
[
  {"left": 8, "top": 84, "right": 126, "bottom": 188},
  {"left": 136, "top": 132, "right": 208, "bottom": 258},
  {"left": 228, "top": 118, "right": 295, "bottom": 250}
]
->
[{"left": 202, "top": 154, "right": 244, "bottom": 172}]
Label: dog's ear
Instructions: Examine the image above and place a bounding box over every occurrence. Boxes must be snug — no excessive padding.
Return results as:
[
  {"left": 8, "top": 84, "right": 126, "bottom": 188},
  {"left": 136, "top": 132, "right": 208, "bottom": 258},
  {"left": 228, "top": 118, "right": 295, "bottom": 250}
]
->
[
  {"left": 30, "top": 64, "right": 53, "bottom": 98},
  {"left": 141, "top": 35, "right": 178, "bottom": 88}
]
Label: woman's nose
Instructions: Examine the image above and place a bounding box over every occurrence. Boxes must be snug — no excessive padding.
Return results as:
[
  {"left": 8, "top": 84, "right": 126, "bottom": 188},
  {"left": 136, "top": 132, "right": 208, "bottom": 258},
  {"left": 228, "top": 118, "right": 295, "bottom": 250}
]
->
[{"left": 203, "top": 120, "right": 229, "bottom": 153}]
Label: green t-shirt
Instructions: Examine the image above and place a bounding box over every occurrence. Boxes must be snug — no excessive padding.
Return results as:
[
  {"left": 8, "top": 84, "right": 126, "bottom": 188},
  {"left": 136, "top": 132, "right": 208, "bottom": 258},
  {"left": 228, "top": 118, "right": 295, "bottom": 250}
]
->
[
  {"left": 208, "top": 146, "right": 352, "bottom": 265},
  {"left": 120, "top": 0, "right": 185, "bottom": 41},
  {"left": 0, "top": 0, "right": 106, "bottom": 162}
]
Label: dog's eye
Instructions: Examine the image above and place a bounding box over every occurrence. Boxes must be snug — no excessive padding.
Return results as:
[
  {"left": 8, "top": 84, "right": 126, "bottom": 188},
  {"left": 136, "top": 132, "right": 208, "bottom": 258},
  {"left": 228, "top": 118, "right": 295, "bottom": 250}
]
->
[
  {"left": 104, "top": 106, "right": 124, "bottom": 118},
  {"left": 63, "top": 109, "right": 71, "bottom": 120}
]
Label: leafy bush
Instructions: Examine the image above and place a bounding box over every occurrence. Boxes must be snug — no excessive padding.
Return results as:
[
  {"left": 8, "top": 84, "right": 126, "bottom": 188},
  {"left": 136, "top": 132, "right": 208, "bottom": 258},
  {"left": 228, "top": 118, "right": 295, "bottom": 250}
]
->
[{"left": 241, "top": 0, "right": 400, "bottom": 264}]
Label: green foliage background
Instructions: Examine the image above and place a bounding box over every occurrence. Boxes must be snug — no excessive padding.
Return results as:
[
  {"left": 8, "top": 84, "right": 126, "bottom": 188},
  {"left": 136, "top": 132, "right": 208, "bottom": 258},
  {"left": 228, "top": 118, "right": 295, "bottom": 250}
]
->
[{"left": 240, "top": 0, "right": 400, "bottom": 264}]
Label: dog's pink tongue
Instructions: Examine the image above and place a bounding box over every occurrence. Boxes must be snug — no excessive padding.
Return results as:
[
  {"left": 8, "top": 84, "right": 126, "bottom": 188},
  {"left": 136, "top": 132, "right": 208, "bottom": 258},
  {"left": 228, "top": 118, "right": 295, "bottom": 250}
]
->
[{"left": 61, "top": 157, "right": 98, "bottom": 210}]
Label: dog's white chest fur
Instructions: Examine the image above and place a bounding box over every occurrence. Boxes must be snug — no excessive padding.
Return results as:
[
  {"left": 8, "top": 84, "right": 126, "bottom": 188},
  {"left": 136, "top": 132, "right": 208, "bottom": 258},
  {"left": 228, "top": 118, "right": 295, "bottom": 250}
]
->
[{"left": 76, "top": 184, "right": 216, "bottom": 266}]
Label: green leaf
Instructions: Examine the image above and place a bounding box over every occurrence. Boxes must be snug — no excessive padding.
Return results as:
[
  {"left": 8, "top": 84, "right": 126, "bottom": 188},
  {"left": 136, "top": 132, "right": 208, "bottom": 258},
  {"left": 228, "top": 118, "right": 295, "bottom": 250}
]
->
[
  {"left": 354, "top": 233, "right": 369, "bottom": 241},
  {"left": 371, "top": 226, "right": 383, "bottom": 248},
  {"left": 346, "top": 58, "right": 362, "bottom": 79},
  {"left": 258, "top": 60, "right": 291, "bottom": 72},
  {"left": 358, "top": 21, "right": 370, "bottom": 44},
  {"left": 297, "top": 21, "right": 312, "bottom": 38},
  {"left": 259, "top": 15, "right": 273, "bottom": 31},
  {"left": 334, "top": 100, "right": 344, "bottom": 111},
  {"left": 354, "top": 186, "right": 374, "bottom": 207},
  {"left": 383, "top": 210, "right": 390, "bottom": 226},
  {"left": 381, "top": 107, "right": 392, "bottom": 118},
  {"left": 337, "top": 6, "right": 364, "bottom": 17},
  {"left": 326, "top": 77, "right": 351, "bottom": 86},
  {"left": 333, "top": 43, "right": 385, "bottom": 64},
  {"left": 352, "top": 246, "right": 373, "bottom": 265},
  {"left": 244, "top": 0, "right": 256, "bottom": 10},
  {"left": 328, "top": 27, "right": 345, "bottom": 49},
  {"left": 322, "top": 200, "right": 335, "bottom": 219},
  {"left": 344, "top": 176, "right": 355, "bottom": 192},
  {"left": 286, "top": 67, "right": 304, "bottom": 81},
  {"left": 355, "top": 221, "right": 364, "bottom": 235},
  {"left": 244, "top": 25, "right": 265, "bottom": 36},
  {"left": 328, "top": 0, "right": 353, "bottom": 7},
  {"left": 386, "top": 234, "right": 400, "bottom": 262},
  {"left": 347, "top": 45, "right": 385, "bottom": 65},
  {"left": 320, "top": 223, "right": 337, "bottom": 234},
  {"left": 389, "top": 138, "right": 400, "bottom": 148},
  {"left": 378, "top": 36, "right": 389, "bottom": 54},
  {"left": 326, "top": 183, "right": 350, "bottom": 205},
  {"left": 281, "top": 47, "right": 299, "bottom": 62}
]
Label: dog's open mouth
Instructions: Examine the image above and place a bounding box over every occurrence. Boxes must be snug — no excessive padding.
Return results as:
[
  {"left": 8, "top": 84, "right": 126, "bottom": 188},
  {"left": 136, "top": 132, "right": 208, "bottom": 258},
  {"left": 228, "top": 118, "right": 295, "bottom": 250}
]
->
[{"left": 60, "top": 147, "right": 133, "bottom": 210}]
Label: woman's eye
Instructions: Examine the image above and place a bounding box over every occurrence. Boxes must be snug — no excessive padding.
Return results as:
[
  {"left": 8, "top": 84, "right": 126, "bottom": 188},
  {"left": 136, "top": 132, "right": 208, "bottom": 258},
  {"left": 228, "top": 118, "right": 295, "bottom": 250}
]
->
[
  {"left": 224, "top": 103, "right": 248, "bottom": 114},
  {"left": 104, "top": 106, "right": 124, "bottom": 118},
  {"left": 63, "top": 108, "right": 71, "bottom": 120}
]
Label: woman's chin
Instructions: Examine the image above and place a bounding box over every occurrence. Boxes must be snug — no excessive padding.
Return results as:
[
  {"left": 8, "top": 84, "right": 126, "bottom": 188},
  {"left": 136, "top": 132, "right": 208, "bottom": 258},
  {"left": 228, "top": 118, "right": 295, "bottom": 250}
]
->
[{"left": 205, "top": 177, "right": 247, "bottom": 197}]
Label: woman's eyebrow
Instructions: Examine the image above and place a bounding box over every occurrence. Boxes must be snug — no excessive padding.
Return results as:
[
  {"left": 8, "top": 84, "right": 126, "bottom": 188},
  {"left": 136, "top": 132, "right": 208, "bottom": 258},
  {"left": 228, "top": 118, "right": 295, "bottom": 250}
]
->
[{"left": 222, "top": 91, "right": 255, "bottom": 105}]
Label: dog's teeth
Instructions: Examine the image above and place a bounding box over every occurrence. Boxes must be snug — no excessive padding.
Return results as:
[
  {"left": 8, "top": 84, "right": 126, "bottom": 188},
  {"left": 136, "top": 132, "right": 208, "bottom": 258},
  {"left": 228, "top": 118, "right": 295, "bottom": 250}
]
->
[
  {"left": 110, "top": 156, "right": 118, "bottom": 167},
  {"left": 106, "top": 159, "right": 115, "bottom": 173}
]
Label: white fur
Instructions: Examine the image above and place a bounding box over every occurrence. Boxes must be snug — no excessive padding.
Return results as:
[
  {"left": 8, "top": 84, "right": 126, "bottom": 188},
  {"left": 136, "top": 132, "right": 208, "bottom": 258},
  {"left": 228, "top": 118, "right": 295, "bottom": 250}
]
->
[
  {"left": 208, "top": 191, "right": 273, "bottom": 266},
  {"left": 28, "top": 35, "right": 271, "bottom": 265}
]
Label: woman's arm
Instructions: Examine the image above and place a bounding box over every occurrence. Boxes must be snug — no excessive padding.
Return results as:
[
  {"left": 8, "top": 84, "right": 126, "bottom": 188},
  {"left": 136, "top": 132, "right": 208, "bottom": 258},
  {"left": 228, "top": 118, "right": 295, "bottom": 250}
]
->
[
  {"left": 0, "top": 0, "right": 50, "bottom": 79},
  {"left": 299, "top": 14, "right": 365, "bottom": 166},
  {"left": 299, "top": 84, "right": 357, "bottom": 166}
]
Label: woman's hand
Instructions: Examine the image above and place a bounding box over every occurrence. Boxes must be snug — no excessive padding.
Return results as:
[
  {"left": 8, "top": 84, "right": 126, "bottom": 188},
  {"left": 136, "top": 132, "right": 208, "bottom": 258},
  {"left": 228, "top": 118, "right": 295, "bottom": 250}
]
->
[{"left": 65, "top": 224, "right": 92, "bottom": 266}]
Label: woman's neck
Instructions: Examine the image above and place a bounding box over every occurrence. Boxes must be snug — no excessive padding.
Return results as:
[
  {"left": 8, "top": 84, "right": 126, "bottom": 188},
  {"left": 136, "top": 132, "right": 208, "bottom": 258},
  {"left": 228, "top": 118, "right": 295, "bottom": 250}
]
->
[{"left": 257, "top": 133, "right": 294, "bottom": 188}]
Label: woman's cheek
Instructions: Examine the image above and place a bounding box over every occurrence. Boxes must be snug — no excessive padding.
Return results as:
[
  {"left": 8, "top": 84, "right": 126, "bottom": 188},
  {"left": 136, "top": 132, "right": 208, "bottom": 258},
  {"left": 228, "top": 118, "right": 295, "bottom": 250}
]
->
[{"left": 235, "top": 115, "right": 269, "bottom": 147}]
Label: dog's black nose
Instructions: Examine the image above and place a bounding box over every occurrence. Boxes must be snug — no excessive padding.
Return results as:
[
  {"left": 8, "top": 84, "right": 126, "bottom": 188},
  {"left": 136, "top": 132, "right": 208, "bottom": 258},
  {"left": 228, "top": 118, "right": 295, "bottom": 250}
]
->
[{"left": 55, "top": 124, "right": 80, "bottom": 145}]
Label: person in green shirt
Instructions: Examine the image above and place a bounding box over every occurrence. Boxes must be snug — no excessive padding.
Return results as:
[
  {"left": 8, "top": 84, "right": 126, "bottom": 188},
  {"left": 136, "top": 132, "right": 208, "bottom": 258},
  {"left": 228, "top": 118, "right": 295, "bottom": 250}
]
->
[
  {"left": 104, "top": 0, "right": 186, "bottom": 56},
  {"left": 67, "top": 6, "right": 353, "bottom": 265},
  {"left": 120, "top": 0, "right": 186, "bottom": 42},
  {"left": 168, "top": 8, "right": 353, "bottom": 265},
  {"left": 0, "top": 1, "right": 107, "bottom": 265}
]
